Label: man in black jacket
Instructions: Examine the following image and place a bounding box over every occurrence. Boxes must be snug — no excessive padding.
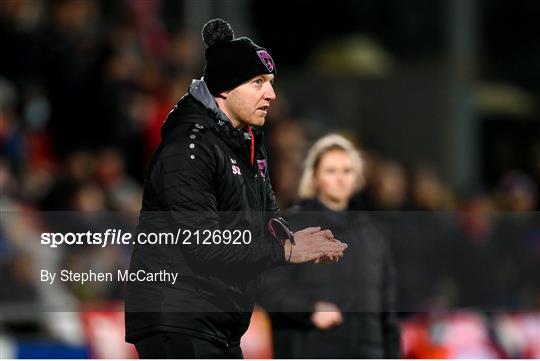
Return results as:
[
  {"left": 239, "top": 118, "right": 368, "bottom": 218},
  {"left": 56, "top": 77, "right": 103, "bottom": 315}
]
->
[{"left": 125, "top": 19, "right": 348, "bottom": 358}]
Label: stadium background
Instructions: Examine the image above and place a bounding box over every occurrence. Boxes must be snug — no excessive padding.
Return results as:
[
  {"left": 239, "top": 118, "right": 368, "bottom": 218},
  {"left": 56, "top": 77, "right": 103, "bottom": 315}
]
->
[{"left": 0, "top": 0, "right": 539, "bottom": 358}]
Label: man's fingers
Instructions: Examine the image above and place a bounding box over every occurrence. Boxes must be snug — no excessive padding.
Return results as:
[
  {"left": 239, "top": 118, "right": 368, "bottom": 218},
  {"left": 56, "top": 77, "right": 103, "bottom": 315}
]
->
[
  {"left": 311, "top": 230, "right": 335, "bottom": 241},
  {"left": 298, "top": 226, "right": 322, "bottom": 234},
  {"left": 318, "top": 241, "right": 348, "bottom": 252},
  {"left": 312, "top": 248, "right": 344, "bottom": 259},
  {"left": 313, "top": 249, "right": 345, "bottom": 264},
  {"left": 328, "top": 252, "right": 343, "bottom": 263},
  {"left": 313, "top": 248, "right": 343, "bottom": 258}
]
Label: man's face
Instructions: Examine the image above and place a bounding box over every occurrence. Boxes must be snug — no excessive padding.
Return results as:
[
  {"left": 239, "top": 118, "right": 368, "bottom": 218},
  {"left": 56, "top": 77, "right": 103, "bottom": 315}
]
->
[{"left": 219, "top": 74, "right": 276, "bottom": 129}]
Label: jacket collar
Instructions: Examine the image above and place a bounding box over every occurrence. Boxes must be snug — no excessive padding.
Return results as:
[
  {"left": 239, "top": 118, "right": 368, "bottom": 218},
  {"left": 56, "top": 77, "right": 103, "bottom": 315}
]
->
[
  {"left": 290, "top": 198, "right": 355, "bottom": 228},
  {"left": 188, "top": 79, "right": 231, "bottom": 126},
  {"left": 188, "top": 78, "right": 263, "bottom": 136},
  {"left": 184, "top": 79, "right": 264, "bottom": 165}
]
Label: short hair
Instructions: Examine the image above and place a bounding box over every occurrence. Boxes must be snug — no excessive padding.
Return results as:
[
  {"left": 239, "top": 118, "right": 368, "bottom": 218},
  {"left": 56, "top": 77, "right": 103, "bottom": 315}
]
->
[{"left": 298, "top": 133, "right": 364, "bottom": 199}]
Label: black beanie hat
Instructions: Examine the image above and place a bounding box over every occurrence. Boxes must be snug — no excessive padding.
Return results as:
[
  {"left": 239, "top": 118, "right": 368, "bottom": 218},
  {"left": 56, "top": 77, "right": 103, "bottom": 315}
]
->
[{"left": 202, "top": 18, "right": 276, "bottom": 96}]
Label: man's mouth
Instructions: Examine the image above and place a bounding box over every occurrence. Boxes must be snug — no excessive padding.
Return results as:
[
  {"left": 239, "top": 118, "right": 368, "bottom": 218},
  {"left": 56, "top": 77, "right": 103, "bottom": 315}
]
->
[{"left": 257, "top": 105, "right": 269, "bottom": 114}]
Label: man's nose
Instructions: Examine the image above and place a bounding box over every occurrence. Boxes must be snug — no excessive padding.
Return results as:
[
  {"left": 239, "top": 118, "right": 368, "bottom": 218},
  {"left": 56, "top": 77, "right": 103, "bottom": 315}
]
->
[{"left": 264, "top": 84, "right": 276, "bottom": 101}]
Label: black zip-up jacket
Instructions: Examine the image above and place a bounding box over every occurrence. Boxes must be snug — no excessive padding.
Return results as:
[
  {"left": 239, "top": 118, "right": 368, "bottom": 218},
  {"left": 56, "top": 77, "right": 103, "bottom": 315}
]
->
[
  {"left": 259, "top": 199, "right": 401, "bottom": 358},
  {"left": 125, "top": 80, "right": 286, "bottom": 346}
]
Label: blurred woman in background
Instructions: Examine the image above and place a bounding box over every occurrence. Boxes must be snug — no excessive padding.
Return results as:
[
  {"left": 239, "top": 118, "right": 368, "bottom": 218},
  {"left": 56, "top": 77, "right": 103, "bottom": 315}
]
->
[{"left": 259, "top": 134, "right": 400, "bottom": 358}]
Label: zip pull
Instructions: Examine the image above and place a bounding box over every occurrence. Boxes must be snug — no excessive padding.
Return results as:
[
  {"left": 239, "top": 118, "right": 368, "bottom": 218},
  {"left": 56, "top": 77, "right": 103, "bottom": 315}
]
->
[{"left": 247, "top": 126, "right": 255, "bottom": 167}]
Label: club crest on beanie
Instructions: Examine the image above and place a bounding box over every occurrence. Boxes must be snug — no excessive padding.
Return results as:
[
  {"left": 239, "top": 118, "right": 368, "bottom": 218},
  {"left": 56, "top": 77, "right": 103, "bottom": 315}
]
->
[{"left": 202, "top": 18, "right": 276, "bottom": 96}]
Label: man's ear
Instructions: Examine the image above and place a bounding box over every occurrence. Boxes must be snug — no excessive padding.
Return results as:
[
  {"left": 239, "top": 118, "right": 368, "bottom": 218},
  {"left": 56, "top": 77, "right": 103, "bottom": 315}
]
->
[{"left": 217, "top": 91, "right": 229, "bottom": 99}]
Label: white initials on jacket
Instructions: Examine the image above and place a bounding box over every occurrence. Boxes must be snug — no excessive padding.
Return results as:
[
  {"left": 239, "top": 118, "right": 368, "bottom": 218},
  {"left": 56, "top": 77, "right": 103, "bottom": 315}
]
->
[{"left": 232, "top": 165, "right": 242, "bottom": 175}]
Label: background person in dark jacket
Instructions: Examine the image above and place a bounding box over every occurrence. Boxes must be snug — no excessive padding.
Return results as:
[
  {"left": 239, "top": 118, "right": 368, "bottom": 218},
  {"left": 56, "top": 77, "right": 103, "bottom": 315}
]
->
[
  {"left": 259, "top": 134, "right": 401, "bottom": 358},
  {"left": 124, "top": 19, "right": 348, "bottom": 359}
]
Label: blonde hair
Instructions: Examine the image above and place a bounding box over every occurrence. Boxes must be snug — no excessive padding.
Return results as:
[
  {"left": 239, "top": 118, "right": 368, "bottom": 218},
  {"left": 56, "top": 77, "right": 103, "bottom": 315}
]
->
[{"left": 298, "top": 133, "right": 364, "bottom": 199}]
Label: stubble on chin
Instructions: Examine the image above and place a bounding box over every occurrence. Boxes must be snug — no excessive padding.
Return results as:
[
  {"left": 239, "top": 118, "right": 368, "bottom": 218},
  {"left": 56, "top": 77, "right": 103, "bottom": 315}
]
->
[{"left": 248, "top": 114, "right": 266, "bottom": 127}]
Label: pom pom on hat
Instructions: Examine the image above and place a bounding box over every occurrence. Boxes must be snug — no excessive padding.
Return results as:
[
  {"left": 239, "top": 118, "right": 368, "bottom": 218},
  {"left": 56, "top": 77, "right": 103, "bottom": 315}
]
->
[{"left": 202, "top": 18, "right": 234, "bottom": 47}]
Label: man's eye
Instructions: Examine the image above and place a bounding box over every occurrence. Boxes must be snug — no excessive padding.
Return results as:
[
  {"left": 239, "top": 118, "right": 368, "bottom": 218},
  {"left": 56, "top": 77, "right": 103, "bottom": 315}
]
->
[{"left": 254, "top": 79, "right": 263, "bottom": 85}]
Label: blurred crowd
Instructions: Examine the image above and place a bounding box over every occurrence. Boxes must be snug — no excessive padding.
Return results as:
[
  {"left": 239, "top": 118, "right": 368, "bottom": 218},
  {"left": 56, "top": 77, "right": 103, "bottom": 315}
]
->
[{"left": 1, "top": 0, "right": 539, "bottom": 358}]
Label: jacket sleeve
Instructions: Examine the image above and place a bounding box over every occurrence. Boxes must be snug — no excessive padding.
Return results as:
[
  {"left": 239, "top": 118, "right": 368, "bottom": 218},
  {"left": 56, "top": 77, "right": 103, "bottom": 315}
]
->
[
  {"left": 264, "top": 172, "right": 281, "bottom": 218},
  {"left": 381, "top": 243, "right": 402, "bottom": 358},
  {"left": 257, "top": 210, "right": 319, "bottom": 327},
  {"left": 153, "top": 138, "right": 286, "bottom": 270}
]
